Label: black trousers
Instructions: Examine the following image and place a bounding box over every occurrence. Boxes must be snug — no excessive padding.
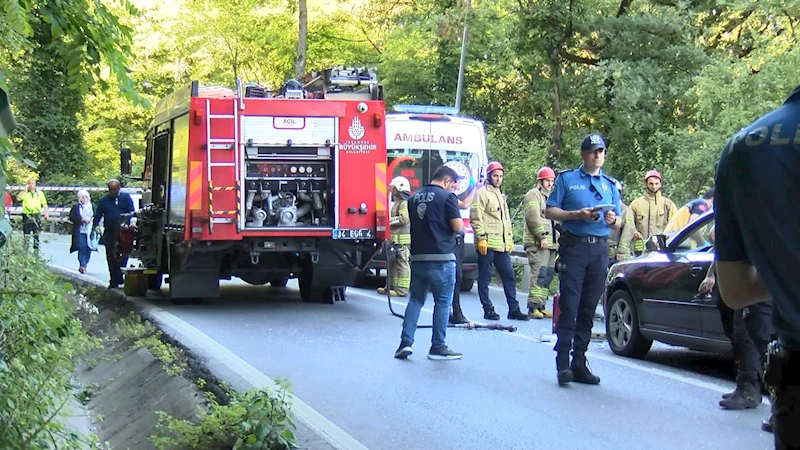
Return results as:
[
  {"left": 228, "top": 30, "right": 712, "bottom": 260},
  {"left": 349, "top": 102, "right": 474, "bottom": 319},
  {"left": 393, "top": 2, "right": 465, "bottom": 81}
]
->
[
  {"left": 554, "top": 237, "right": 608, "bottom": 355},
  {"left": 452, "top": 234, "right": 464, "bottom": 311},
  {"left": 103, "top": 229, "right": 128, "bottom": 286},
  {"left": 771, "top": 349, "right": 800, "bottom": 449},
  {"left": 715, "top": 287, "right": 773, "bottom": 382}
]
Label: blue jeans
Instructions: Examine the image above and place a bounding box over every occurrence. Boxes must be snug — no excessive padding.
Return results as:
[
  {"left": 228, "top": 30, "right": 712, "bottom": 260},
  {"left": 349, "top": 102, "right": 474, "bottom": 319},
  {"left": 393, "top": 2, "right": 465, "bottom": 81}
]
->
[
  {"left": 401, "top": 260, "right": 456, "bottom": 349},
  {"left": 77, "top": 233, "right": 91, "bottom": 268},
  {"left": 477, "top": 250, "right": 520, "bottom": 312}
]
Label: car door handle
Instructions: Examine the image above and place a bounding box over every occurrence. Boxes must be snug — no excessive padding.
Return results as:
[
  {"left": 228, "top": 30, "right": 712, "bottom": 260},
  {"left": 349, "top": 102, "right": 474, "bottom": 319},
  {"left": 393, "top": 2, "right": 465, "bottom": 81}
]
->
[{"left": 691, "top": 266, "right": 704, "bottom": 276}]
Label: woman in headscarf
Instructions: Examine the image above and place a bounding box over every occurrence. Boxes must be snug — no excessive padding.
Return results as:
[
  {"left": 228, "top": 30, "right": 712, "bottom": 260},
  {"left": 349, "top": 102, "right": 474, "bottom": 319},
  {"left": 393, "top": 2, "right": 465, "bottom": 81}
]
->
[{"left": 69, "top": 190, "right": 94, "bottom": 273}]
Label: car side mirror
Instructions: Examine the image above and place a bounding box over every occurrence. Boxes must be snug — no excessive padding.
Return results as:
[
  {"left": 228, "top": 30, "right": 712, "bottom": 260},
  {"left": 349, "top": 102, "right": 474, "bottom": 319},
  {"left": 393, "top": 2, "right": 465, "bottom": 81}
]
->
[
  {"left": 120, "top": 147, "right": 132, "bottom": 175},
  {"left": 646, "top": 234, "right": 667, "bottom": 252}
]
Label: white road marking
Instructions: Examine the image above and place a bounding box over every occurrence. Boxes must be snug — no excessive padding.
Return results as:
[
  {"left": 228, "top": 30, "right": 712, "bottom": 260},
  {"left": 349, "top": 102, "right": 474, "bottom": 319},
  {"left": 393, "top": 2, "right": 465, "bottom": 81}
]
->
[
  {"left": 355, "top": 289, "right": 770, "bottom": 405},
  {"left": 49, "top": 263, "right": 371, "bottom": 450},
  {"left": 140, "top": 302, "right": 372, "bottom": 450}
]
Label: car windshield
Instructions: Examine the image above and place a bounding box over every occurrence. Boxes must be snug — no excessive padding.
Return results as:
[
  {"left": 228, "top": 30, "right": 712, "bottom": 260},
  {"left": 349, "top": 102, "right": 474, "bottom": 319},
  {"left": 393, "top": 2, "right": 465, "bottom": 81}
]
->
[
  {"left": 670, "top": 210, "right": 715, "bottom": 252},
  {"left": 387, "top": 149, "right": 481, "bottom": 201}
]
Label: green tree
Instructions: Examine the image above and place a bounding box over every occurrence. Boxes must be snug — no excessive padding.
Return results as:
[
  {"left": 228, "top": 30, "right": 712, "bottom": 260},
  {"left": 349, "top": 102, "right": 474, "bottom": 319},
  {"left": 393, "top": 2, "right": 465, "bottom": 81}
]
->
[
  {"left": 9, "top": 20, "right": 89, "bottom": 181},
  {"left": 0, "top": 0, "right": 143, "bottom": 180}
]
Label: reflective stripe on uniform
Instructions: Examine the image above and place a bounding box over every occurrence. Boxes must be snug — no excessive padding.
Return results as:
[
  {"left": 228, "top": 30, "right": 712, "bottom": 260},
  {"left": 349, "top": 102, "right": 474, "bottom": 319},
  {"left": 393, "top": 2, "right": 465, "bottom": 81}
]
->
[
  {"left": 528, "top": 285, "right": 549, "bottom": 300},
  {"left": 392, "top": 233, "right": 411, "bottom": 244}
]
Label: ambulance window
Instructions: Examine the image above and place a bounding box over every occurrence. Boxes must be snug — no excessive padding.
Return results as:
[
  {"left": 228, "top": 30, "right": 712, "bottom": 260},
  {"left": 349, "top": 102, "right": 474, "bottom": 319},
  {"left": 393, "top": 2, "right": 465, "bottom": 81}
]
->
[{"left": 387, "top": 148, "right": 481, "bottom": 199}]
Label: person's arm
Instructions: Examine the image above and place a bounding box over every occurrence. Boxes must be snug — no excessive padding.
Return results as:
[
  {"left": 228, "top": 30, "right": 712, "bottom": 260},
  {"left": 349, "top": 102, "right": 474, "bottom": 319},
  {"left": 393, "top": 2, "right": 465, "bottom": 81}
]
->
[
  {"left": 607, "top": 186, "right": 622, "bottom": 230},
  {"left": 698, "top": 261, "right": 716, "bottom": 294},
  {"left": 40, "top": 191, "right": 49, "bottom": 220},
  {"left": 523, "top": 190, "right": 547, "bottom": 248},
  {"left": 606, "top": 189, "right": 622, "bottom": 230},
  {"left": 469, "top": 189, "right": 486, "bottom": 240},
  {"left": 446, "top": 194, "right": 463, "bottom": 233},
  {"left": 714, "top": 154, "right": 770, "bottom": 308},
  {"left": 619, "top": 207, "right": 636, "bottom": 246},
  {"left": 69, "top": 205, "right": 80, "bottom": 224},
  {"left": 667, "top": 200, "right": 678, "bottom": 223},
  {"left": 457, "top": 183, "right": 480, "bottom": 209},
  {"left": 128, "top": 193, "right": 135, "bottom": 212},
  {"left": 391, "top": 200, "right": 409, "bottom": 227},
  {"left": 544, "top": 176, "right": 593, "bottom": 222},
  {"left": 93, "top": 198, "right": 104, "bottom": 229}
]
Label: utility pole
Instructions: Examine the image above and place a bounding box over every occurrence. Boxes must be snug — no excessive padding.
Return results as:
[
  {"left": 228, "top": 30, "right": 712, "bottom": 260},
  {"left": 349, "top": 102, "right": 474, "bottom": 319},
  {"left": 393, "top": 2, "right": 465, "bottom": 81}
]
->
[
  {"left": 454, "top": 0, "right": 471, "bottom": 113},
  {"left": 295, "top": 0, "right": 308, "bottom": 80}
]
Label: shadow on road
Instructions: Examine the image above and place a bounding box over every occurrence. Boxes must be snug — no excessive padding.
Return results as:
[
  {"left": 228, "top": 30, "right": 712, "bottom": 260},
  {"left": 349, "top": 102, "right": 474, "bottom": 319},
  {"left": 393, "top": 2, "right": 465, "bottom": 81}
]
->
[{"left": 644, "top": 347, "right": 735, "bottom": 381}]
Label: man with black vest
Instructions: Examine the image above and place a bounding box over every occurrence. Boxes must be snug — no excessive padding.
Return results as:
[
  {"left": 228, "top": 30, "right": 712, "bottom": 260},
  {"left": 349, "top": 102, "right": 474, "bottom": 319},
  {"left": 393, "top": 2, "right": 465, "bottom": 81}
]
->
[{"left": 394, "top": 166, "right": 464, "bottom": 361}]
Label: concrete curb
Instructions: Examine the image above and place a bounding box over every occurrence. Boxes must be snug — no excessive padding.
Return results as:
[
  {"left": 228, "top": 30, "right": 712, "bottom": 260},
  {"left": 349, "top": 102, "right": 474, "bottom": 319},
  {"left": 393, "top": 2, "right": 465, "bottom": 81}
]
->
[{"left": 49, "top": 264, "right": 342, "bottom": 450}]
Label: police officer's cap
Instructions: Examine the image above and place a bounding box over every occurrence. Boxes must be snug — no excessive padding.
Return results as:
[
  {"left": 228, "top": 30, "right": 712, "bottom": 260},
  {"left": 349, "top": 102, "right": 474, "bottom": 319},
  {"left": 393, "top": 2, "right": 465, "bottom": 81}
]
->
[{"left": 580, "top": 134, "right": 607, "bottom": 152}]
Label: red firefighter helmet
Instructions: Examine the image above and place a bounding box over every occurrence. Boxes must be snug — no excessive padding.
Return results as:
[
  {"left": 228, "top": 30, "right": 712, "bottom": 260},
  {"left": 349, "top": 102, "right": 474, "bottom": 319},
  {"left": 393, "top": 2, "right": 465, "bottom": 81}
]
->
[
  {"left": 537, "top": 167, "right": 556, "bottom": 180},
  {"left": 644, "top": 169, "right": 662, "bottom": 182},
  {"left": 486, "top": 161, "right": 504, "bottom": 175}
]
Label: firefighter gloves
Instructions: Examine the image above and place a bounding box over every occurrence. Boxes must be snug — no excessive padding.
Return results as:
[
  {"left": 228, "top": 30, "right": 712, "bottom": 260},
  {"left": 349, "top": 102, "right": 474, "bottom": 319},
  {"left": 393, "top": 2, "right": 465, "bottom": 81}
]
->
[{"left": 477, "top": 239, "right": 488, "bottom": 255}]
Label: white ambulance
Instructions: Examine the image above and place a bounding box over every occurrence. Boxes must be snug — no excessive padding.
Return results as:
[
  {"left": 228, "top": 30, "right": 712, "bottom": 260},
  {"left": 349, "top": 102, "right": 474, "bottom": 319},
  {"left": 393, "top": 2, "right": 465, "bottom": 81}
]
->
[{"left": 367, "top": 105, "right": 489, "bottom": 292}]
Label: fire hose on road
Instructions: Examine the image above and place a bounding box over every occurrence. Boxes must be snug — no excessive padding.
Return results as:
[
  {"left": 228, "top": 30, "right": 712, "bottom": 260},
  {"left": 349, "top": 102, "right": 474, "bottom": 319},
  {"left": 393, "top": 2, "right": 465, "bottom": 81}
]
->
[{"left": 382, "top": 241, "right": 517, "bottom": 333}]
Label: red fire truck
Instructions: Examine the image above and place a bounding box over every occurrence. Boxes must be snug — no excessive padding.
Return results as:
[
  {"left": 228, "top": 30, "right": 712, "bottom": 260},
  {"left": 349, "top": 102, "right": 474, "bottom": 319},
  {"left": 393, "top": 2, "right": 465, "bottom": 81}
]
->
[{"left": 120, "top": 67, "right": 389, "bottom": 303}]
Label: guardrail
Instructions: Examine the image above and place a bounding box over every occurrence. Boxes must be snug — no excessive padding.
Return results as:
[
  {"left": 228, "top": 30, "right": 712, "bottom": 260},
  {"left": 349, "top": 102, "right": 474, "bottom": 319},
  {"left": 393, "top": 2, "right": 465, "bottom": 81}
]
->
[
  {"left": 4, "top": 209, "right": 71, "bottom": 233},
  {"left": 509, "top": 244, "right": 537, "bottom": 293}
]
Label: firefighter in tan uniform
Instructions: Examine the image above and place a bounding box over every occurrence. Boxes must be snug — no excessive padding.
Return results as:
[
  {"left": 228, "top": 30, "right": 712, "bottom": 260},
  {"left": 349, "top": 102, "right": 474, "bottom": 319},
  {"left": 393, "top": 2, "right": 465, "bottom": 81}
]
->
[
  {"left": 471, "top": 161, "right": 530, "bottom": 321},
  {"left": 378, "top": 177, "right": 411, "bottom": 297},
  {"left": 619, "top": 170, "right": 677, "bottom": 255},
  {"left": 608, "top": 179, "right": 632, "bottom": 265},
  {"left": 522, "top": 167, "right": 559, "bottom": 319}
]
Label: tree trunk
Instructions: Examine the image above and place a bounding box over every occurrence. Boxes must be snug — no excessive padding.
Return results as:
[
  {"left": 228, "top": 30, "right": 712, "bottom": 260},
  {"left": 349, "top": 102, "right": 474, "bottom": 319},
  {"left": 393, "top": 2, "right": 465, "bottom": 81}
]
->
[
  {"left": 295, "top": 0, "right": 307, "bottom": 80},
  {"left": 547, "top": 52, "right": 563, "bottom": 166}
]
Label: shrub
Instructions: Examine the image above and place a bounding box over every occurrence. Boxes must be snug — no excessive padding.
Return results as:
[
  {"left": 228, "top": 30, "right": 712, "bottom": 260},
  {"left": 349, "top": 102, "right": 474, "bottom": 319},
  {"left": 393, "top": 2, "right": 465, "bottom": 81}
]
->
[
  {"left": 0, "top": 238, "right": 101, "bottom": 449},
  {"left": 151, "top": 380, "right": 297, "bottom": 450}
]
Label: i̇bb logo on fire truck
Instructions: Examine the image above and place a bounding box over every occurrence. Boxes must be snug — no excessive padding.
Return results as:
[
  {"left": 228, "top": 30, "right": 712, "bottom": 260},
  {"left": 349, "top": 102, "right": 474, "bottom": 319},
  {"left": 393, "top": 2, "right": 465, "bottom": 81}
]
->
[{"left": 341, "top": 116, "right": 377, "bottom": 154}]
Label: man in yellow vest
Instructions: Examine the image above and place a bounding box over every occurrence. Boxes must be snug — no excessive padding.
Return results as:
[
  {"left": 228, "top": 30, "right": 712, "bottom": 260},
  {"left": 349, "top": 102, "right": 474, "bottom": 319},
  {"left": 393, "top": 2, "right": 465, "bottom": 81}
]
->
[
  {"left": 471, "top": 161, "right": 530, "bottom": 321},
  {"left": 379, "top": 176, "right": 411, "bottom": 297},
  {"left": 663, "top": 189, "right": 714, "bottom": 237},
  {"left": 619, "top": 170, "right": 677, "bottom": 255},
  {"left": 16, "top": 178, "right": 49, "bottom": 252},
  {"left": 522, "top": 166, "right": 559, "bottom": 319}
]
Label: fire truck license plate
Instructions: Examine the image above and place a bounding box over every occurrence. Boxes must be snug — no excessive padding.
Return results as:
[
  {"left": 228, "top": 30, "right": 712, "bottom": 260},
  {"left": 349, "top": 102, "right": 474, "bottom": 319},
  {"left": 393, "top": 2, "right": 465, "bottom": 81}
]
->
[{"left": 332, "top": 229, "right": 375, "bottom": 240}]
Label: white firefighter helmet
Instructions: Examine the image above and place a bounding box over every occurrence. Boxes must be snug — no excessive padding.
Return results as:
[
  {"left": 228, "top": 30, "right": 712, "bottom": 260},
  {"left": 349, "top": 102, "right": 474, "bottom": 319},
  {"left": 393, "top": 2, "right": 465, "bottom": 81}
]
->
[{"left": 389, "top": 176, "right": 411, "bottom": 193}]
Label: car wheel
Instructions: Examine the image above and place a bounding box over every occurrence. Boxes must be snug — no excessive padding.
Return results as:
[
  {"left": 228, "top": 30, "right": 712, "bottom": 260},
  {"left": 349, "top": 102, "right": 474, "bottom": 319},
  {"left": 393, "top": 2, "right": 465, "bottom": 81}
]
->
[
  {"left": 605, "top": 290, "right": 652, "bottom": 358},
  {"left": 460, "top": 277, "right": 475, "bottom": 292}
]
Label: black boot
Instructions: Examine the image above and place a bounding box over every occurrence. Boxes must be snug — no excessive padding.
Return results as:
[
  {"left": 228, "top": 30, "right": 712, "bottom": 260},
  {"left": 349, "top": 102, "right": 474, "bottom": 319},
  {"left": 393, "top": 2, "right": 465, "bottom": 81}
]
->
[
  {"left": 508, "top": 308, "right": 531, "bottom": 321},
  {"left": 484, "top": 308, "right": 500, "bottom": 321},
  {"left": 762, "top": 415, "right": 773, "bottom": 433},
  {"left": 571, "top": 352, "right": 601, "bottom": 385},
  {"left": 719, "top": 375, "right": 760, "bottom": 410},
  {"left": 556, "top": 352, "right": 573, "bottom": 386},
  {"left": 449, "top": 298, "right": 469, "bottom": 324}
]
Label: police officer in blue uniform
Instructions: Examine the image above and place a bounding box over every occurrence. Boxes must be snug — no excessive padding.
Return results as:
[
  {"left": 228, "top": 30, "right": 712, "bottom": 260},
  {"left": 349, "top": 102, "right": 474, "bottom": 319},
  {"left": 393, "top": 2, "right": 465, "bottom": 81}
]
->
[
  {"left": 715, "top": 85, "right": 800, "bottom": 448},
  {"left": 545, "top": 133, "right": 621, "bottom": 386}
]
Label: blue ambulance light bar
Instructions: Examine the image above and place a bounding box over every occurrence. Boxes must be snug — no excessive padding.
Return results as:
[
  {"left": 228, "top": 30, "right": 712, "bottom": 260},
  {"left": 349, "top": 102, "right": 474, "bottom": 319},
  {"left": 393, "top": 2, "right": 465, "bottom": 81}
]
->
[{"left": 392, "top": 104, "right": 460, "bottom": 115}]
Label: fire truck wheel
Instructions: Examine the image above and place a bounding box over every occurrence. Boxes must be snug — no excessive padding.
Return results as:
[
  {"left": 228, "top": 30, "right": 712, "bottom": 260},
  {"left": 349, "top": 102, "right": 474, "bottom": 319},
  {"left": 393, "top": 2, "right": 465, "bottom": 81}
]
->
[{"left": 270, "top": 274, "right": 290, "bottom": 287}]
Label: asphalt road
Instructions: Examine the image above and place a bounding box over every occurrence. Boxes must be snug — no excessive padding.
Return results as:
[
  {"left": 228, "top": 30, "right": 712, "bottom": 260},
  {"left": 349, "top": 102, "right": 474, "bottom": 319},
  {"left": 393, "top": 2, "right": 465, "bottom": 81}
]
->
[{"left": 40, "top": 233, "right": 774, "bottom": 450}]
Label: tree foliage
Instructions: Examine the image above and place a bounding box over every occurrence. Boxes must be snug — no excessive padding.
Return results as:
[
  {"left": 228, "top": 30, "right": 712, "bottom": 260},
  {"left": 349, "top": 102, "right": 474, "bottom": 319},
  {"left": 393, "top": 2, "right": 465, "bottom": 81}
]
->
[
  {"left": 5, "top": 0, "right": 800, "bottom": 207},
  {"left": 0, "top": 0, "right": 144, "bottom": 182}
]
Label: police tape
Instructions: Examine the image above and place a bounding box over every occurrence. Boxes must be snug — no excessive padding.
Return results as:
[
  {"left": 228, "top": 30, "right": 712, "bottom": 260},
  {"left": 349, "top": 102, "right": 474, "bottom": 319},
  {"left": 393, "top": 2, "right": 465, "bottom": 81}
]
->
[
  {"left": 5, "top": 185, "right": 144, "bottom": 192},
  {"left": 6, "top": 206, "right": 71, "bottom": 214}
]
